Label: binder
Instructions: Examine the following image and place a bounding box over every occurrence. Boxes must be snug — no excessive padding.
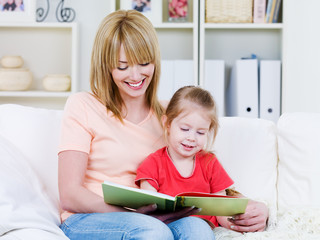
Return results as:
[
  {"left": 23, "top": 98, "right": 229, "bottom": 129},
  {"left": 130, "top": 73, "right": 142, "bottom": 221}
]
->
[
  {"left": 259, "top": 60, "right": 281, "bottom": 122},
  {"left": 226, "top": 59, "right": 259, "bottom": 118},
  {"left": 204, "top": 60, "right": 225, "bottom": 117},
  {"left": 173, "top": 60, "right": 194, "bottom": 91},
  {"left": 159, "top": 60, "right": 175, "bottom": 100}
]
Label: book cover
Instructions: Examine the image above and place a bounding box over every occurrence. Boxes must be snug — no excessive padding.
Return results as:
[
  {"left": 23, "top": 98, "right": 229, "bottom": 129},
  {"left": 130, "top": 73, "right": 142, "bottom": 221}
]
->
[
  {"left": 265, "top": 0, "right": 274, "bottom": 23},
  {"left": 253, "top": 0, "right": 267, "bottom": 23},
  {"left": 272, "top": 0, "right": 282, "bottom": 23},
  {"left": 102, "top": 180, "right": 249, "bottom": 216}
]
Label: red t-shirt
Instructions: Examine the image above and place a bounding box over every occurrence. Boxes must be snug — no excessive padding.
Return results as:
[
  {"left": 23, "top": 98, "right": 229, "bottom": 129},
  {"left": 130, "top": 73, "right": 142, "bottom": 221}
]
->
[{"left": 135, "top": 147, "right": 234, "bottom": 227}]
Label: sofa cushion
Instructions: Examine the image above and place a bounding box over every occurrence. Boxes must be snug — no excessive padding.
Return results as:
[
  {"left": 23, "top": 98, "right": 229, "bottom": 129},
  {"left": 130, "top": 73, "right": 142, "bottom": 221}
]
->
[
  {"left": 277, "top": 112, "right": 320, "bottom": 208},
  {"left": 212, "top": 117, "right": 278, "bottom": 207},
  {"left": 0, "top": 104, "right": 63, "bottom": 220},
  {"left": 0, "top": 135, "right": 68, "bottom": 239}
]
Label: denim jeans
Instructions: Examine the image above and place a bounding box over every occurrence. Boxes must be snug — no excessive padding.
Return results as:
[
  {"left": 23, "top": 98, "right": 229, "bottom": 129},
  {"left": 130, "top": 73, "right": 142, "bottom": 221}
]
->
[{"left": 60, "top": 212, "right": 215, "bottom": 240}]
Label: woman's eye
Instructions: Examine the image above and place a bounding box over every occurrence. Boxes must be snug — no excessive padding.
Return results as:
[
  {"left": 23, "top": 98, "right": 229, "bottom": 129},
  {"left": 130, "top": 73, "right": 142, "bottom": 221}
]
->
[
  {"left": 140, "top": 62, "right": 150, "bottom": 66},
  {"left": 117, "top": 66, "right": 128, "bottom": 70}
]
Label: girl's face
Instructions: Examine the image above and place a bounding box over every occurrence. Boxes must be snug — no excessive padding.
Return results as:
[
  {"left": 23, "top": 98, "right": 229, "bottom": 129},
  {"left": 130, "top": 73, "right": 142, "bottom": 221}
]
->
[
  {"left": 165, "top": 108, "right": 211, "bottom": 162},
  {"left": 111, "top": 45, "right": 154, "bottom": 102}
]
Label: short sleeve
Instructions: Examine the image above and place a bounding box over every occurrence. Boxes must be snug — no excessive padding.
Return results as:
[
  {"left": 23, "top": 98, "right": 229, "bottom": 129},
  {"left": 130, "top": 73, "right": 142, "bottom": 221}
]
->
[
  {"left": 135, "top": 154, "right": 160, "bottom": 190},
  {"left": 206, "top": 155, "right": 234, "bottom": 193},
  {"left": 58, "top": 93, "right": 93, "bottom": 154}
]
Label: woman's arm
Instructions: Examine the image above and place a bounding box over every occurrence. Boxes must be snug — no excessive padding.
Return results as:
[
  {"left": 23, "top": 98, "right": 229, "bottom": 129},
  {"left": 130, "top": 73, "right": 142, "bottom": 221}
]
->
[
  {"left": 217, "top": 189, "right": 269, "bottom": 232},
  {"left": 58, "top": 150, "right": 126, "bottom": 213}
]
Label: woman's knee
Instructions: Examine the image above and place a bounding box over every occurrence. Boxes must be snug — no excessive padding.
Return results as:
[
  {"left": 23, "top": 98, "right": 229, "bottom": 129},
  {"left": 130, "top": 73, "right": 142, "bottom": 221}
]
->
[{"left": 60, "top": 212, "right": 174, "bottom": 240}]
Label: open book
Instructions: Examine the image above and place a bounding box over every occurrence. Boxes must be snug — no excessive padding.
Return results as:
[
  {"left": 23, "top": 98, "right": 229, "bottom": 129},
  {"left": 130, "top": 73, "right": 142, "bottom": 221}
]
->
[{"left": 102, "top": 180, "right": 249, "bottom": 216}]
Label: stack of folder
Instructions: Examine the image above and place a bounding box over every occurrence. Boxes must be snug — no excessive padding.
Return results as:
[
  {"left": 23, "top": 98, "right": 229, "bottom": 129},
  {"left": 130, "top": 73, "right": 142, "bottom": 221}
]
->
[{"left": 226, "top": 58, "right": 281, "bottom": 122}]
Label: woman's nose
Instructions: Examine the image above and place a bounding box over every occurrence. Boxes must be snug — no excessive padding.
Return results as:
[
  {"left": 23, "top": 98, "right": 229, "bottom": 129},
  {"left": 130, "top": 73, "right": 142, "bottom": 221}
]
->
[{"left": 129, "top": 65, "right": 141, "bottom": 80}]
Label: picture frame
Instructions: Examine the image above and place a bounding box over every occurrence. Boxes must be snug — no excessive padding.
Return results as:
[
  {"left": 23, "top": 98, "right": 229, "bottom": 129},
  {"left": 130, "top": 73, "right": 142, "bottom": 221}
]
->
[
  {"left": 120, "top": 0, "right": 162, "bottom": 25},
  {"left": 0, "top": 0, "right": 36, "bottom": 23}
]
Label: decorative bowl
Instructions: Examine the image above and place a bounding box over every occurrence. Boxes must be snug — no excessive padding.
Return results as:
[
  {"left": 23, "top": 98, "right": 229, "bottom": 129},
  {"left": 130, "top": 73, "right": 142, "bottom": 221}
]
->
[
  {"left": 0, "top": 68, "right": 32, "bottom": 91},
  {"left": 0, "top": 56, "right": 24, "bottom": 68},
  {"left": 43, "top": 74, "right": 71, "bottom": 91}
]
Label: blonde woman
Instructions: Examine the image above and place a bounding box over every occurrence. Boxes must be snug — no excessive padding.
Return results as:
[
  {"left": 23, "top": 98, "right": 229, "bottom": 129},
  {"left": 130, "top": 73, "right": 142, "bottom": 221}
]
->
[{"left": 58, "top": 10, "right": 269, "bottom": 239}]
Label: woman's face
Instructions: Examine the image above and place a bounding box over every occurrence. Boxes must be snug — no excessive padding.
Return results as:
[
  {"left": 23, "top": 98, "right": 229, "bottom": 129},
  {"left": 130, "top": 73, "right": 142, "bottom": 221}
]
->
[{"left": 111, "top": 45, "right": 154, "bottom": 101}]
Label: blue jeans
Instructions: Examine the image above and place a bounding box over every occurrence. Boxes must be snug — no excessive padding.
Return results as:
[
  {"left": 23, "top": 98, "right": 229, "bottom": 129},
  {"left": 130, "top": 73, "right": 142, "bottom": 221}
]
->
[{"left": 60, "top": 212, "right": 215, "bottom": 240}]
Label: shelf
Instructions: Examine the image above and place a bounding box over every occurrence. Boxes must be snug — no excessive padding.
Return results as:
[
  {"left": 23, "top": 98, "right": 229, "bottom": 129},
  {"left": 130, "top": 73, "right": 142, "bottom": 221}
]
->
[
  {"left": 0, "top": 91, "right": 71, "bottom": 97},
  {"left": 204, "top": 23, "right": 283, "bottom": 29},
  {"left": 0, "top": 22, "right": 76, "bottom": 28},
  {"left": 154, "top": 22, "right": 195, "bottom": 29}
]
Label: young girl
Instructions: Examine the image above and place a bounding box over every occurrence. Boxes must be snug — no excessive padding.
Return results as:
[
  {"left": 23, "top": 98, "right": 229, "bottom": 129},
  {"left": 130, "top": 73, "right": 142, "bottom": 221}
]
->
[{"left": 135, "top": 85, "right": 234, "bottom": 228}]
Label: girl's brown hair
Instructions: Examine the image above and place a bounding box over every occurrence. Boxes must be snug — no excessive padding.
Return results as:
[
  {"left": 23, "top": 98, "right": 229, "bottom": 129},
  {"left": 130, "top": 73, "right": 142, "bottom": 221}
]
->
[
  {"left": 90, "top": 10, "right": 163, "bottom": 122},
  {"left": 164, "top": 86, "right": 219, "bottom": 150}
]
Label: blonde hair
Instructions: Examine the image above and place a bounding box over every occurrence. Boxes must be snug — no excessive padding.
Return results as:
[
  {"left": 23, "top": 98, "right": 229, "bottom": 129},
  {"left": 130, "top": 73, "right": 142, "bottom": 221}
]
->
[
  {"left": 90, "top": 10, "right": 163, "bottom": 122},
  {"left": 164, "top": 86, "right": 219, "bottom": 150}
]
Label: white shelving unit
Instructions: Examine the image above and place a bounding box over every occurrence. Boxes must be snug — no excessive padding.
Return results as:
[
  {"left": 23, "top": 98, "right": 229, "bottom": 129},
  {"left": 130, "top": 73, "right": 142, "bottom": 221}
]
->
[
  {"left": 0, "top": 22, "right": 78, "bottom": 108},
  {"left": 198, "top": 0, "right": 283, "bottom": 116}
]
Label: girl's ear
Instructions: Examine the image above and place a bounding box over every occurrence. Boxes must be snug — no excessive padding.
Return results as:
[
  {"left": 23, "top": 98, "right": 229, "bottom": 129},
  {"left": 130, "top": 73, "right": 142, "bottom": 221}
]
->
[{"left": 161, "top": 115, "right": 168, "bottom": 128}]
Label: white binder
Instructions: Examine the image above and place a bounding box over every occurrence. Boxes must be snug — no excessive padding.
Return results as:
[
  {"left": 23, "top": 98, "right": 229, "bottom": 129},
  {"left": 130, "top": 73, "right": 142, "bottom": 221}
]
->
[
  {"left": 204, "top": 60, "right": 225, "bottom": 117},
  {"left": 173, "top": 60, "right": 194, "bottom": 91},
  {"left": 159, "top": 60, "right": 175, "bottom": 101},
  {"left": 259, "top": 60, "right": 281, "bottom": 122},
  {"left": 227, "top": 59, "right": 259, "bottom": 118}
]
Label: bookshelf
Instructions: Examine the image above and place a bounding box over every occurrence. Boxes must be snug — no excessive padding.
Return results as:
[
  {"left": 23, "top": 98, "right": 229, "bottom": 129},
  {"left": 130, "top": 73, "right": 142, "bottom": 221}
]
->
[{"left": 1, "top": 1, "right": 288, "bottom": 113}]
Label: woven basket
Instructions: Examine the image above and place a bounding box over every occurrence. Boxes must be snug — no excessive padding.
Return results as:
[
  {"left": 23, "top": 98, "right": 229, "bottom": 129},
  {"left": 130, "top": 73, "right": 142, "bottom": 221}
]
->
[{"left": 206, "top": 0, "right": 253, "bottom": 23}]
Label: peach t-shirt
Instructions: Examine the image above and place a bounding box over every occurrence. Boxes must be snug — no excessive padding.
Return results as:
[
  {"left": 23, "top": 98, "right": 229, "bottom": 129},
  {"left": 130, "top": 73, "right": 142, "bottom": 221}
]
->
[{"left": 58, "top": 92, "right": 165, "bottom": 221}]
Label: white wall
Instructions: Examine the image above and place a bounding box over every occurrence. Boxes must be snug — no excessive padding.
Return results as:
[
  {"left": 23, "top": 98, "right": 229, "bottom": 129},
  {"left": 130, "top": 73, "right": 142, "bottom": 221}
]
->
[{"left": 282, "top": 0, "right": 320, "bottom": 113}]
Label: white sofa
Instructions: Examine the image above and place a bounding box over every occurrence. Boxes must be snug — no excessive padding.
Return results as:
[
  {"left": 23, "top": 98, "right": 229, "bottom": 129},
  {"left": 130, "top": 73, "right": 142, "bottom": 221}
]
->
[{"left": 0, "top": 104, "right": 319, "bottom": 240}]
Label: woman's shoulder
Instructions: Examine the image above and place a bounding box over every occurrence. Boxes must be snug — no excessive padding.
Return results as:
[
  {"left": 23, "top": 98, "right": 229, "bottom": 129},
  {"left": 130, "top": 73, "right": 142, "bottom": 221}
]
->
[
  {"left": 159, "top": 99, "right": 169, "bottom": 109},
  {"left": 65, "top": 92, "right": 101, "bottom": 108}
]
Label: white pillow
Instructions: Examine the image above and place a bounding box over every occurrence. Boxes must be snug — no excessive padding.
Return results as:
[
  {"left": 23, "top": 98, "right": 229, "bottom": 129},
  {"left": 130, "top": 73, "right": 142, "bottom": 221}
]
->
[
  {"left": 212, "top": 117, "right": 278, "bottom": 207},
  {"left": 277, "top": 112, "right": 320, "bottom": 208},
  {"left": 0, "top": 135, "right": 68, "bottom": 239},
  {"left": 0, "top": 104, "right": 63, "bottom": 216}
]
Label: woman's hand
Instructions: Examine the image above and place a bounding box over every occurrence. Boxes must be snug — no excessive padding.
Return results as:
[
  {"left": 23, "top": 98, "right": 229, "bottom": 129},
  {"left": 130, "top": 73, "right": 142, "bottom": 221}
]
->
[
  {"left": 136, "top": 204, "right": 201, "bottom": 224},
  {"left": 227, "top": 200, "right": 269, "bottom": 232}
]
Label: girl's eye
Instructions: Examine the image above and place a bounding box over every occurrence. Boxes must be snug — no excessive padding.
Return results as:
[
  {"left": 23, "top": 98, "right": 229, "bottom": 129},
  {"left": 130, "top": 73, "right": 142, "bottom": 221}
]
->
[
  {"left": 117, "top": 66, "right": 128, "bottom": 70},
  {"left": 180, "top": 128, "right": 189, "bottom": 132},
  {"left": 140, "top": 62, "right": 150, "bottom": 66},
  {"left": 197, "top": 131, "right": 205, "bottom": 135}
]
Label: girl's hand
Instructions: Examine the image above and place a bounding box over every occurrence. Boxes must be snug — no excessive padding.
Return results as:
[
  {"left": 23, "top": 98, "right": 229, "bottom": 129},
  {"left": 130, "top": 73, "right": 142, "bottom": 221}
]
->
[
  {"left": 136, "top": 204, "right": 201, "bottom": 224},
  {"left": 227, "top": 200, "right": 269, "bottom": 232}
]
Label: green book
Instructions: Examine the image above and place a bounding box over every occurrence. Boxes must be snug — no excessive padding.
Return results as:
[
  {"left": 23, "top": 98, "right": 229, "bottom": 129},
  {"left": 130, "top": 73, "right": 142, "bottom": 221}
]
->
[{"left": 102, "top": 180, "right": 249, "bottom": 216}]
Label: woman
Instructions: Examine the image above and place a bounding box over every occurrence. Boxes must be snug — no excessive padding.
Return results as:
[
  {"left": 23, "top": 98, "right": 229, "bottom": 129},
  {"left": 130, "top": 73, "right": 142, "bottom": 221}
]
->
[{"left": 58, "top": 10, "right": 269, "bottom": 239}]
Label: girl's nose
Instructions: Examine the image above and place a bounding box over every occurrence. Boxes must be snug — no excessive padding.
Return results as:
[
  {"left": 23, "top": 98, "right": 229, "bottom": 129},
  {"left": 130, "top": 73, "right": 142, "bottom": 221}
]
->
[{"left": 187, "top": 132, "right": 196, "bottom": 141}]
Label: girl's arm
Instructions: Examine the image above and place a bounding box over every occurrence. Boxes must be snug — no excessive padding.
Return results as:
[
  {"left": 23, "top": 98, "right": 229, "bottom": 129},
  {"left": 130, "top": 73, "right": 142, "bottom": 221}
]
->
[
  {"left": 139, "top": 179, "right": 157, "bottom": 192},
  {"left": 58, "top": 150, "right": 126, "bottom": 213}
]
